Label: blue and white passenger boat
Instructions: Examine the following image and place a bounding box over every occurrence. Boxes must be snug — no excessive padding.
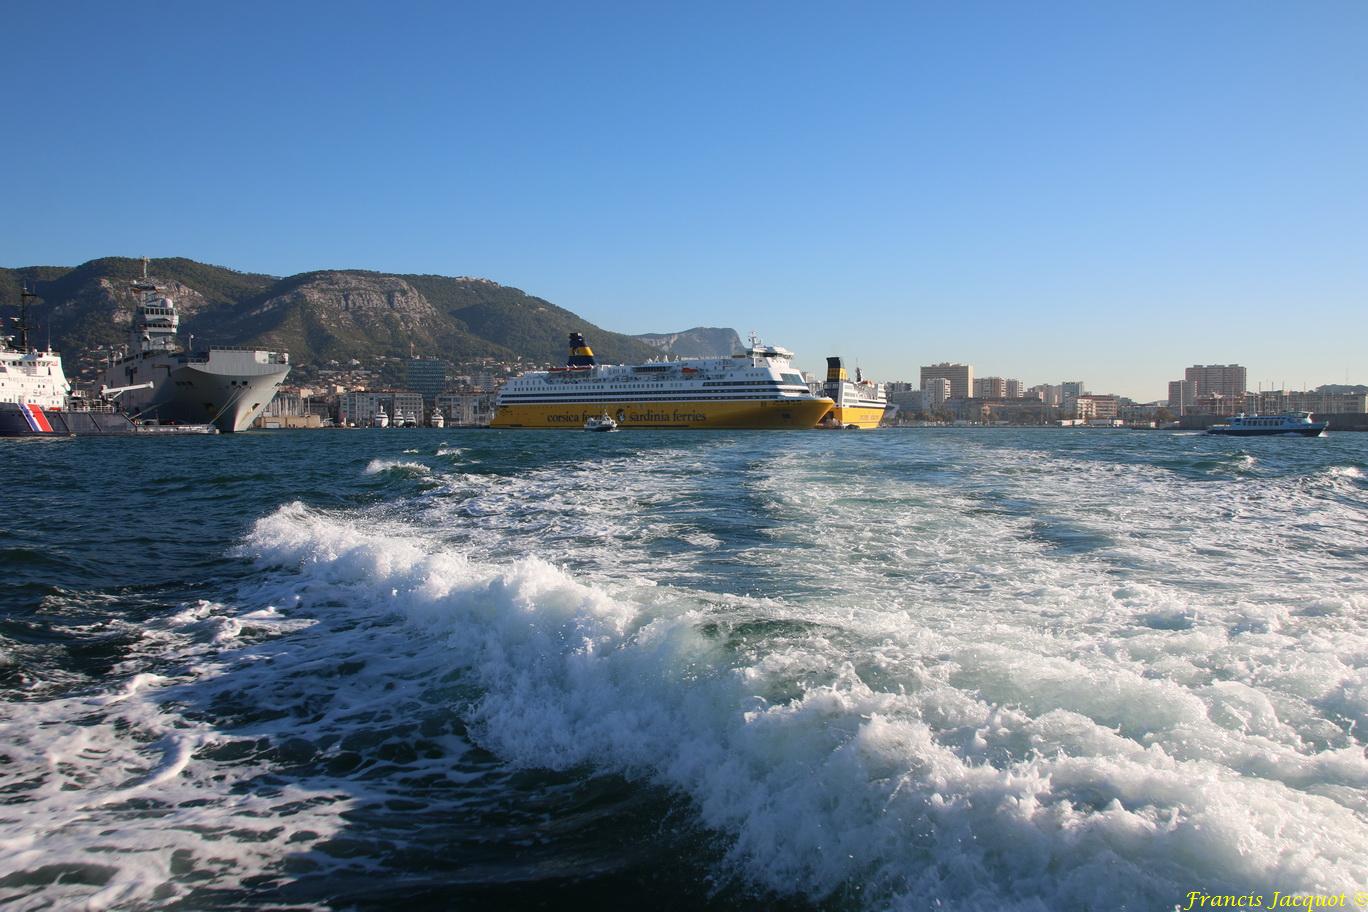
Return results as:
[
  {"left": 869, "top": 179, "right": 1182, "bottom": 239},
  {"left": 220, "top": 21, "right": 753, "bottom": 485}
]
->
[{"left": 1206, "top": 412, "right": 1327, "bottom": 437}]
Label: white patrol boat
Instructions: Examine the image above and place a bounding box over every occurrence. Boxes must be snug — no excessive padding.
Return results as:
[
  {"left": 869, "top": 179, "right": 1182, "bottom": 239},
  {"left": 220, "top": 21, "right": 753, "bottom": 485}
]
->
[{"left": 1, "top": 286, "right": 136, "bottom": 436}]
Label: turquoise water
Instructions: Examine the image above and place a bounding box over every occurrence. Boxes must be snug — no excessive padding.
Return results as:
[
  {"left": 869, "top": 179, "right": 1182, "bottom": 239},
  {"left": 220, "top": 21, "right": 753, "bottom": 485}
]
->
[{"left": 2, "top": 428, "right": 1366, "bottom": 910}]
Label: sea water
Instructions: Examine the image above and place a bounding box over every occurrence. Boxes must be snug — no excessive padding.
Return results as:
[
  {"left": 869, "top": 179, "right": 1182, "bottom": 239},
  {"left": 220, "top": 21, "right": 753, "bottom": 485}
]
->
[{"left": 1, "top": 428, "right": 1366, "bottom": 910}]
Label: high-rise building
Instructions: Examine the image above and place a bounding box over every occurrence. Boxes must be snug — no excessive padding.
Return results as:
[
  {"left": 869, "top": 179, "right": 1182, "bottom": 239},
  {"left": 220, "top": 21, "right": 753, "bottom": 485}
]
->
[
  {"left": 1184, "top": 364, "right": 1247, "bottom": 401},
  {"left": 1005, "top": 379, "right": 1023, "bottom": 399},
  {"left": 920, "top": 363, "right": 973, "bottom": 399},
  {"left": 1027, "top": 384, "right": 1061, "bottom": 407},
  {"left": 405, "top": 358, "right": 446, "bottom": 404},
  {"left": 1060, "top": 381, "right": 1086, "bottom": 400},
  {"left": 974, "top": 377, "right": 1007, "bottom": 399},
  {"left": 1167, "top": 380, "right": 1195, "bottom": 414},
  {"left": 921, "top": 377, "right": 952, "bottom": 409}
]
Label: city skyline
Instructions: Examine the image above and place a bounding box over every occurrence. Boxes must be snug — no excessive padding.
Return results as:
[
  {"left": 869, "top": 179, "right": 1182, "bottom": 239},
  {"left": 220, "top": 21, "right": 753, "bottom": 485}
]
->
[{"left": 4, "top": 1, "right": 1365, "bottom": 402}]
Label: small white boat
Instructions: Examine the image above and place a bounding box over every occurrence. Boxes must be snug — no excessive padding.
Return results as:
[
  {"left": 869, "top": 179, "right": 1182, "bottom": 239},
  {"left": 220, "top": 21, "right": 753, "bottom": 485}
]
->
[
  {"left": 584, "top": 412, "right": 617, "bottom": 432},
  {"left": 1206, "top": 412, "right": 1327, "bottom": 437}
]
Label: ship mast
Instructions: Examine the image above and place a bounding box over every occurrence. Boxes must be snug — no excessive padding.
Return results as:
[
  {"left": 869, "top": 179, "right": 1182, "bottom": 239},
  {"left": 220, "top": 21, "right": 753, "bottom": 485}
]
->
[{"left": 17, "top": 283, "right": 37, "bottom": 351}]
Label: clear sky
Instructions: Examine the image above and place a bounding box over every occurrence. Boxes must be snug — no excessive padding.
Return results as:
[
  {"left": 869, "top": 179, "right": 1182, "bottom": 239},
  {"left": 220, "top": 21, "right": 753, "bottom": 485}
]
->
[{"left": 4, "top": 0, "right": 1365, "bottom": 399}]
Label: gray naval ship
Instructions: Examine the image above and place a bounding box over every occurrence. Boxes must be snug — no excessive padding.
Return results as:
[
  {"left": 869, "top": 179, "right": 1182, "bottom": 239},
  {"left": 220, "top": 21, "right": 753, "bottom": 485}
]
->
[{"left": 102, "top": 264, "right": 290, "bottom": 433}]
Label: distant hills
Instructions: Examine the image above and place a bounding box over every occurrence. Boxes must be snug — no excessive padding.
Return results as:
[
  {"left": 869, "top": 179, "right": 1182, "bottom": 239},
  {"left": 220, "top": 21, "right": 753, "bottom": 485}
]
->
[
  {"left": 0, "top": 257, "right": 730, "bottom": 378},
  {"left": 634, "top": 327, "right": 742, "bottom": 357}
]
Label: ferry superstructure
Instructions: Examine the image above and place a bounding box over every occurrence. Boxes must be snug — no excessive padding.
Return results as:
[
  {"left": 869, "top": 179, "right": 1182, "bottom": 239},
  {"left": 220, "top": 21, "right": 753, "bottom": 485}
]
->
[
  {"left": 100, "top": 262, "right": 290, "bottom": 433},
  {"left": 820, "top": 356, "right": 889, "bottom": 428},
  {"left": 490, "top": 334, "right": 834, "bottom": 429}
]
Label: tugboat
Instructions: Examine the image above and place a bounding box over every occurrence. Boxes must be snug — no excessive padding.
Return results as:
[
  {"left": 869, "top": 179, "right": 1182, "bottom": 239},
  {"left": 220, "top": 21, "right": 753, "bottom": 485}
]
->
[
  {"left": 584, "top": 412, "right": 617, "bottom": 432},
  {"left": 1, "top": 285, "right": 136, "bottom": 436},
  {"left": 1206, "top": 412, "right": 1328, "bottom": 437}
]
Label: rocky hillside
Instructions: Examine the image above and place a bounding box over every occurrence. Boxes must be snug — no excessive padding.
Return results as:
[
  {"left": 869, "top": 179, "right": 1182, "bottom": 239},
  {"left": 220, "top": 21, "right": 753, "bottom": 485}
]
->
[
  {"left": 634, "top": 327, "right": 742, "bottom": 357},
  {"left": 0, "top": 257, "right": 659, "bottom": 375}
]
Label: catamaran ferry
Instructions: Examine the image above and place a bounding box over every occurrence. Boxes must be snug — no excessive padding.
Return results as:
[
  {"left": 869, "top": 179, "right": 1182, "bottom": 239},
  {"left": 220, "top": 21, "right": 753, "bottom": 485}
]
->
[
  {"left": 820, "top": 356, "right": 889, "bottom": 428},
  {"left": 490, "top": 334, "right": 834, "bottom": 429}
]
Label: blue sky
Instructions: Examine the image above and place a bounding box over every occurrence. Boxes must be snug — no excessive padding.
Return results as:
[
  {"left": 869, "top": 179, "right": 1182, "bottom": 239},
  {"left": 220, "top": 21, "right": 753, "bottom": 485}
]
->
[{"left": 4, "top": 0, "right": 1365, "bottom": 398}]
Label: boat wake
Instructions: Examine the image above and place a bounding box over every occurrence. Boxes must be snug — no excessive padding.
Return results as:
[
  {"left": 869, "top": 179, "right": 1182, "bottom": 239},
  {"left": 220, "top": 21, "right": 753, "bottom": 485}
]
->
[{"left": 3, "top": 431, "right": 1367, "bottom": 910}]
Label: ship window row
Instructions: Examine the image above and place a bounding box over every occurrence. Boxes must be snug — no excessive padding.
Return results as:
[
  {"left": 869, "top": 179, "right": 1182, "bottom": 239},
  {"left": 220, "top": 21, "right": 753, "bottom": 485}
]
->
[
  {"left": 702, "top": 380, "right": 795, "bottom": 387},
  {"left": 521, "top": 383, "right": 808, "bottom": 392}
]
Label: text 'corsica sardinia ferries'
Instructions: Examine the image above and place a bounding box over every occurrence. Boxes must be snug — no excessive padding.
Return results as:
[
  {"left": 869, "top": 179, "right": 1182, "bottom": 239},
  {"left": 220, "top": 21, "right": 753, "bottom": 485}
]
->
[{"left": 490, "top": 334, "right": 835, "bottom": 429}]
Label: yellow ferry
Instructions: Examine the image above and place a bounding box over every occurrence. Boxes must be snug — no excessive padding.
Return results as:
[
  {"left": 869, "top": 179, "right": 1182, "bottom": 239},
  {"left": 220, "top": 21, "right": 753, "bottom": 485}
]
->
[
  {"left": 818, "top": 357, "right": 890, "bottom": 428},
  {"left": 490, "top": 334, "right": 834, "bottom": 429}
]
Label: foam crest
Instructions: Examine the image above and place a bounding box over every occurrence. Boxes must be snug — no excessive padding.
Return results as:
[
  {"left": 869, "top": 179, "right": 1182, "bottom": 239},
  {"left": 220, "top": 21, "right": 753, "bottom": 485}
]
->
[
  {"left": 238, "top": 500, "right": 1368, "bottom": 909},
  {"left": 363, "top": 458, "right": 431, "bottom": 476}
]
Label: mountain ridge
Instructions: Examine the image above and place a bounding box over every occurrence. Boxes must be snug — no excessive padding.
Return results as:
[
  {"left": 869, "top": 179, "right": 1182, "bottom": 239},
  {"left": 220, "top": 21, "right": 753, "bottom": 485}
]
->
[
  {"left": 0, "top": 257, "right": 668, "bottom": 378},
  {"left": 633, "top": 327, "right": 743, "bottom": 358}
]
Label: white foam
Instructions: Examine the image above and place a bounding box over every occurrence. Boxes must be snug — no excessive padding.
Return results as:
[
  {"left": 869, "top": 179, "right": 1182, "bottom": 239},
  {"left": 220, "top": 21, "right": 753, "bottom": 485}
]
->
[
  {"left": 0, "top": 590, "right": 350, "bottom": 909},
  {"left": 363, "top": 458, "right": 431, "bottom": 476},
  {"left": 227, "top": 485, "right": 1368, "bottom": 909},
  {"left": 8, "top": 433, "right": 1367, "bottom": 909}
]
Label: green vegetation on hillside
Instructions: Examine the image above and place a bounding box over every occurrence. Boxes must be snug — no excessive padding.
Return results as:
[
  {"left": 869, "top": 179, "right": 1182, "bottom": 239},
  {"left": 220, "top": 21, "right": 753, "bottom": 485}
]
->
[{"left": 0, "top": 256, "right": 660, "bottom": 371}]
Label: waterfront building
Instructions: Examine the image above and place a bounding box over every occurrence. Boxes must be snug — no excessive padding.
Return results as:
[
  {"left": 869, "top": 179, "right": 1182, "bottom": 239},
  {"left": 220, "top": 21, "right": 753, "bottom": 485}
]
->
[
  {"left": 886, "top": 388, "right": 924, "bottom": 418},
  {"left": 1005, "top": 379, "right": 1023, "bottom": 399},
  {"left": 1257, "top": 390, "right": 1368, "bottom": 415},
  {"left": 1193, "top": 393, "right": 1240, "bottom": 417},
  {"left": 974, "top": 377, "right": 1007, "bottom": 399},
  {"left": 435, "top": 390, "right": 500, "bottom": 426},
  {"left": 1168, "top": 380, "right": 1195, "bottom": 414},
  {"left": 1076, "top": 394, "right": 1120, "bottom": 419},
  {"left": 921, "top": 377, "right": 952, "bottom": 410},
  {"left": 340, "top": 390, "right": 425, "bottom": 427},
  {"left": 920, "top": 363, "right": 973, "bottom": 400},
  {"left": 1060, "top": 381, "right": 1086, "bottom": 400},
  {"left": 1028, "top": 384, "right": 1061, "bottom": 406},
  {"left": 1185, "top": 364, "right": 1247, "bottom": 400},
  {"left": 984, "top": 400, "right": 1047, "bottom": 424},
  {"left": 405, "top": 359, "right": 447, "bottom": 404}
]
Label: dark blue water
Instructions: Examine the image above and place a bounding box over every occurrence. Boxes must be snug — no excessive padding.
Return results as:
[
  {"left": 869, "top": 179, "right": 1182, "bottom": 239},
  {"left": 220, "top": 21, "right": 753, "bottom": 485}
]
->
[{"left": 2, "top": 429, "right": 1366, "bottom": 911}]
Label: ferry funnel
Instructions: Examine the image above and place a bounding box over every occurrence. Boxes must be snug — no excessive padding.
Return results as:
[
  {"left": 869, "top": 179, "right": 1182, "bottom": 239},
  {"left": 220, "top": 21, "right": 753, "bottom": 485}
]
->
[
  {"left": 568, "top": 333, "right": 596, "bottom": 367},
  {"left": 826, "top": 356, "right": 848, "bottom": 381}
]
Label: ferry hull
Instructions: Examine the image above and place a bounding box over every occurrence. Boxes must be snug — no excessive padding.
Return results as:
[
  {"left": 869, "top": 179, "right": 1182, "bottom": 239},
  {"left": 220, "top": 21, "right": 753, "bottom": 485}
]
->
[
  {"left": 825, "top": 405, "right": 889, "bottom": 429},
  {"left": 0, "top": 403, "right": 135, "bottom": 437},
  {"left": 1207, "top": 427, "right": 1326, "bottom": 437},
  {"left": 491, "top": 397, "right": 835, "bottom": 429}
]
